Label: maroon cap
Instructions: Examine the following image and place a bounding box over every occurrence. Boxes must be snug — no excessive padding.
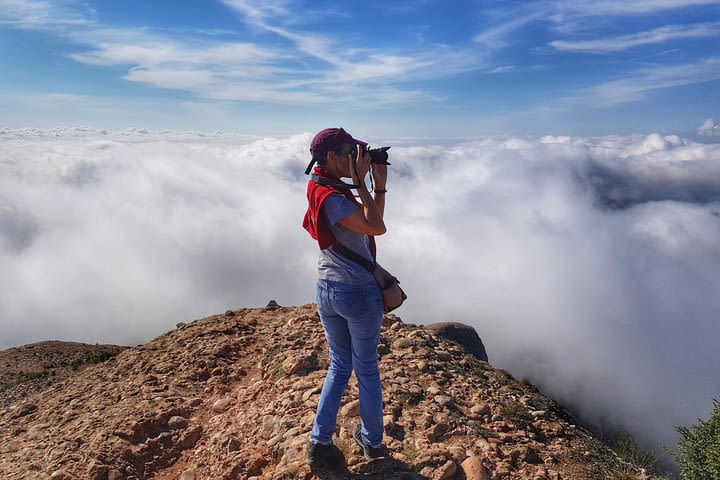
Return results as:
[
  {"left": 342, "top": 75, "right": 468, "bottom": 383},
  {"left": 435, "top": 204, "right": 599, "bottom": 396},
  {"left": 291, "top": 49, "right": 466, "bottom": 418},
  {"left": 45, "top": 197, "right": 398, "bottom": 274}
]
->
[{"left": 310, "top": 127, "right": 367, "bottom": 161}]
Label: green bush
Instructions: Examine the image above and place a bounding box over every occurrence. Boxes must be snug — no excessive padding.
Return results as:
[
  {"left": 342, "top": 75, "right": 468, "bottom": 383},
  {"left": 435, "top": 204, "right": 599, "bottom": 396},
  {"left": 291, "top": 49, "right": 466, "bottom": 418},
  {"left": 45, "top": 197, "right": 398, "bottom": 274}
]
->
[{"left": 674, "top": 399, "right": 720, "bottom": 480}]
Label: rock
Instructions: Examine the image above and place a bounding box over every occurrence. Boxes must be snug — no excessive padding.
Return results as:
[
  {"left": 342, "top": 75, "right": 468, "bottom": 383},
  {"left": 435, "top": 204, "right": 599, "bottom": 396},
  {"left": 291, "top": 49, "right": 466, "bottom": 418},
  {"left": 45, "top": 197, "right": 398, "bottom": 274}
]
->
[
  {"left": 283, "top": 355, "right": 315, "bottom": 375},
  {"left": 424, "top": 322, "right": 488, "bottom": 362},
  {"left": 176, "top": 322, "right": 187, "bottom": 328},
  {"left": 266, "top": 300, "right": 280, "bottom": 309},
  {"left": 179, "top": 469, "right": 196, "bottom": 480},
  {"left": 302, "top": 387, "right": 321, "bottom": 401},
  {"left": 435, "top": 460, "right": 457, "bottom": 480},
  {"left": 221, "top": 434, "right": 242, "bottom": 452},
  {"left": 50, "top": 470, "right": 74, "bottom": 480},
  {"left": 14, "top": 403, "right": 38, "bottom": 418},
  {"left": 461, "top": 456, "right": 489, "bottom": 480},
  {"left": 448, "top": 445, "right": 467, "bottom": 463},
  {"left": 267, "top": 433, "right": 284, "bottom": 448},
  {"left": 107, "top": 469, "right": 123, "bottom": 480},
  {"left": 429, "top": 423, "right": 450, "bottom": 440},
  {"left": 427, "top": 386, "right": 441, "bottom": 395},
  {"left": 492, "top": 414, "right": 503, "bottom": 422},
  {"left": 434, "top": 395, "right": 454, "bottom": 408},
  {"left": 470, "top": 404, "right": 490, "bottom": 418},
  {"left": 224, "top": 310, "right": 235, "bottom": 316},
  {"left": 212, "top": 398, "right": 232, "bottom": 413},
  {"left": 390, "top": 321, "right": 403, "bottom": 331},
  {"left": 531, "top": 410, "right": 548, "bottom": 419},
  {"left": 168, "top": 416, "right": 188, "bottom": 430},
  {"left": 341, "top": 399, "right": 360, "bottom": 417},
  {"left": 417, "top": 360, "right": 429, "bottom": 372},
  {"left": 393, "top": 338, "right": 414, "bottom": 349}
]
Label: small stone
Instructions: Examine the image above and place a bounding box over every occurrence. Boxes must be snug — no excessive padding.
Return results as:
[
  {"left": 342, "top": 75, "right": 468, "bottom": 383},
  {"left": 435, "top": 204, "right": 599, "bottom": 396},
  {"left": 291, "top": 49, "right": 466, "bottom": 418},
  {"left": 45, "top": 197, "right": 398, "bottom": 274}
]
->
[
  {"left": 179, "top": 470, "right": 196, "bottom": 480},
  {"left": 470, "top": 404, "right": 490, "bottom": 418},
  {"left": 107, "top": 469, "right": 124, "bottom": 480},
  {"left": 393, "top": 338, "right": 413, "bottom": 349},
  {"left": 531, "top": 410, "right": 548, "bottom": 419},
  {"left": 427, "top": 386, "right": 441, "bottom": 395},
  {"left": 50, "top": 470, "right": 72, "bottom": 480},
  {"left": 461, "top": 456, "right": 489, "bottom": 480},
  {"left": 390, "top": 321, "right": 402, "bottom": 331},
  {"left": 434, "top": 395, "right": 454, "bottom": 408},
  {"left": 176, "top": 322, "right": 187, "bottom": 328},
  {"left": 212, "top": 398, "right": 232, "bottom": 413},
  {"left": 420, "top": 466, "right": 434, "bottom": 477},
  {"left": 435, "top": 460, "right": 457, "bottom": 480},
  {"left": 168, "top": 416, "right": 188, "bottom": 430},
  {"left": 448, "top": 445, "right": 467, "bottom": 463},
  {"left": 341, "top": 399, "right": 360, "bottom": 417},
  {"left": 266, "top": 300, "right": 280, "bottom": 309},
  {"left": 429, "top": 423, "right": 450, "bottom": 439},
  {"left": 14, "top": 403, "right": 38, "bottom": 418},
  {"left": 302, "top": 387, "right": 321, "bottom": 401},
  {"left": 224, "top": 310, "right": 235, "bottom": 316},
  {"left": 492, "top": 414, "right": 503, "bottom": 422},
  {"left": 417, "top": 360, "right": 429, "bottom": 372},
  {"left": 267, "top": 434, "right": 284, "bottom": 448}
]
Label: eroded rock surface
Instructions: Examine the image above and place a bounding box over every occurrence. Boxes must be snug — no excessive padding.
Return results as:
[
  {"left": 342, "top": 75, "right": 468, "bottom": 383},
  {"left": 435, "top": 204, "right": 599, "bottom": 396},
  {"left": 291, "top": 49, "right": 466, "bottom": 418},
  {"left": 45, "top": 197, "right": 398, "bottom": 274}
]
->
[{"left": 0, "top": 306, "right": 648, "bottom": 479}]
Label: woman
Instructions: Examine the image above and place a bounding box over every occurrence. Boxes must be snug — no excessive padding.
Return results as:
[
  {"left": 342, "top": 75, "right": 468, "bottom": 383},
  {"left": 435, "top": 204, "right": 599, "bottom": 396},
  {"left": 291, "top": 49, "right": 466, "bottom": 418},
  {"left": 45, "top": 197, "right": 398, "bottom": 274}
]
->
[{"left": 302, "top": 127, "right": 388, "bottom": 469}]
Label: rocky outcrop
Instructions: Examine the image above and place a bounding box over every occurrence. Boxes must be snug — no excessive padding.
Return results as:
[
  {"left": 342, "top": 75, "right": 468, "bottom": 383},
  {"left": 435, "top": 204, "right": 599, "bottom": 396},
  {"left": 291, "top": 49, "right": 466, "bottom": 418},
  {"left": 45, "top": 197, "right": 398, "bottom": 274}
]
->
[
  {"left": 425, "top": 322, "right": 489, "bottom": 362},
  {"left": 0, "top": 306, "right": 651, "bottom": 479}
]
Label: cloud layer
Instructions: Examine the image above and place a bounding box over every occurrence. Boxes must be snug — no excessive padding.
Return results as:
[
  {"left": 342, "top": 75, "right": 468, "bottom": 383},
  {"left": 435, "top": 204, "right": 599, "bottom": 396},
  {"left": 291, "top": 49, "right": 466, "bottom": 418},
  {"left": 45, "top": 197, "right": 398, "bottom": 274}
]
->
[{"left": 1, "top": 128, "right": 719, "bottom": 468}]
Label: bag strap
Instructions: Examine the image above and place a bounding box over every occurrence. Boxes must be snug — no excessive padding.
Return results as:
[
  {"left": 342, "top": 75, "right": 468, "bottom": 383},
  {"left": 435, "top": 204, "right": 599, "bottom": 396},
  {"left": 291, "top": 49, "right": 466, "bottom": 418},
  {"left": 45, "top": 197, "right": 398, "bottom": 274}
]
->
[{"left": 329, "top": 242, "right": 377, "bottom": 273}]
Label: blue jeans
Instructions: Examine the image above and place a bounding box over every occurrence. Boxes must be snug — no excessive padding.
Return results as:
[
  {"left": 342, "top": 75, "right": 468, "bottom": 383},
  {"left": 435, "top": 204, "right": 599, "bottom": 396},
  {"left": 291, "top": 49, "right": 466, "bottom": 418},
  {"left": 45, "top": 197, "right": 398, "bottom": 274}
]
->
[{"left": 310, "top": 278, "right": 384, "bottom": 448}]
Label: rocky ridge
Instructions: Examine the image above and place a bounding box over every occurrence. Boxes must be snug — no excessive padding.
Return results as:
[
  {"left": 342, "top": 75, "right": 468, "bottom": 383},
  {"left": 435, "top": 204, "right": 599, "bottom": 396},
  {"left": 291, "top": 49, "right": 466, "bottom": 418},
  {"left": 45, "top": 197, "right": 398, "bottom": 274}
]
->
[{"left": 0, "top": 305, "right": 652, "bottom": 479}]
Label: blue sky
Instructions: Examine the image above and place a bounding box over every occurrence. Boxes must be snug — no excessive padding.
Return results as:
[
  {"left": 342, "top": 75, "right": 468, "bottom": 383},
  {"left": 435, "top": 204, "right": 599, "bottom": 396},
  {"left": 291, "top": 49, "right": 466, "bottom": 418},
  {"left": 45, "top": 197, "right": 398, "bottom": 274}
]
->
[{"left": 1, "top": 0, "right": 719, "bottom": 136}]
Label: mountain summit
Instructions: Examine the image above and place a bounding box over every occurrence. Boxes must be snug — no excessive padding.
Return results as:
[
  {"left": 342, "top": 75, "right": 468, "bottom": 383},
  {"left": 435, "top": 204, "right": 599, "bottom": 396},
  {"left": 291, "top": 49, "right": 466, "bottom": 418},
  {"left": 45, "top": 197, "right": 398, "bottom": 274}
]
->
[{"left": 0, "top": 305, "right": 655, "bottom": 479}]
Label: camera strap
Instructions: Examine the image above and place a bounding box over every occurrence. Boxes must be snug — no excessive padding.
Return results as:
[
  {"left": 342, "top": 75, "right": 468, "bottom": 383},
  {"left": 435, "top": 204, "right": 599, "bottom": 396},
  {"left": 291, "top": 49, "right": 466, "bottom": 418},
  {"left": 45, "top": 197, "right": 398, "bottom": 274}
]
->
[{"left": 310, "top": 174, "right": 359, "bottom": 190}]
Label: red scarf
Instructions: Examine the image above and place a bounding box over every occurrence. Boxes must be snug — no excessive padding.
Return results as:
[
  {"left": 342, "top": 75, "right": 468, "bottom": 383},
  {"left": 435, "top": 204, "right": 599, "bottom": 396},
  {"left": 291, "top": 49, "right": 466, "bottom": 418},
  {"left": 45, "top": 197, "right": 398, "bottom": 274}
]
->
[{"left": 303, "top": 166, "right": 376, "bottom": 258}]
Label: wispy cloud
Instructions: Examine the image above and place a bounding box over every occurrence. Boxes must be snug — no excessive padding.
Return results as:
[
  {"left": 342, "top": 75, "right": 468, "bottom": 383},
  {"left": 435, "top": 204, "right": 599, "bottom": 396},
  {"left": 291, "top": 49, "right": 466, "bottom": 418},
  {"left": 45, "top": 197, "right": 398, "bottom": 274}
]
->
[
  {"left": 551, "top": 0, "right": 720, "bottom": 15},
  {"left": 473, "top": 0, "right": 720, "bottom": 51},
  {"left": 489, "top": 65, "right": 515, "bottom": 74},
  {"left": 587, "top": 56, "right": 720, "bottom": 105},
  {"left": 550, "top": 21, "right": 720, "bottom": 53},
  {"left": 0, "top": 0, "right": 485, "bottom": 107},
  {"left": 0, "top": 0, "right": 94, "bottom": 28}
]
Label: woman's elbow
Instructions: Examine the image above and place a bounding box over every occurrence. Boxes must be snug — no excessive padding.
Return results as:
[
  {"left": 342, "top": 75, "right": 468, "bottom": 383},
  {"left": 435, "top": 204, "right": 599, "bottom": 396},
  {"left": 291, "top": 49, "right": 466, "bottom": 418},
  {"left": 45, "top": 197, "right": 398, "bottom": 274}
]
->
[{"left": 372, "top": 224, "right": 387, "bottom": 236}]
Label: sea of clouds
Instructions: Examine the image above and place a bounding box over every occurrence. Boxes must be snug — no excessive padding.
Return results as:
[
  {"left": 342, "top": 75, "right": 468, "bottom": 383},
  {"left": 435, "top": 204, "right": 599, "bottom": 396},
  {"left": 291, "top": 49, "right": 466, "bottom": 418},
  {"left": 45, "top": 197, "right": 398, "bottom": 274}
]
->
[{"left": 1, "top": 126, "right": 719, "bottom": 468}]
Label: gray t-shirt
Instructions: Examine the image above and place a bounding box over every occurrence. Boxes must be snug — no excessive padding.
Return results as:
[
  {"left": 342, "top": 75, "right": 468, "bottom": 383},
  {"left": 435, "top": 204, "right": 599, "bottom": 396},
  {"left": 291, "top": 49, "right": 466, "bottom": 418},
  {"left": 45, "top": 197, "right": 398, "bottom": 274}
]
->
[{"left": 318, "top": 194, "right": 376, "bottom": 285}]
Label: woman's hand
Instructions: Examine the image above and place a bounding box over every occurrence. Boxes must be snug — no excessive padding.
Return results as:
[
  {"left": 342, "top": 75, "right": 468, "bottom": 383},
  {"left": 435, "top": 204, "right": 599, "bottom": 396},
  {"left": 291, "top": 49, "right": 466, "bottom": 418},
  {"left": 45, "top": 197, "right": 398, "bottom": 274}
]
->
[
  {"left": 349, "top": 146, "right": 371, "bottom": 186},
  {"left": 371, "top": 162, "right": 387, "bottom": 189}
]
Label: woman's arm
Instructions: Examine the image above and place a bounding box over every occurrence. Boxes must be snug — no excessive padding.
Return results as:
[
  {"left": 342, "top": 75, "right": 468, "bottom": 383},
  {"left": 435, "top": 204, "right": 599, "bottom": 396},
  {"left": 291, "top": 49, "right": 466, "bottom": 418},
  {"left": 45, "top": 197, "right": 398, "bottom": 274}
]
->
[
  {"left": 371, "top": 162, "right": 387, "bottom": 218},
  {"left": 338, "top": 149, "right": 386, "bottom": 236}
]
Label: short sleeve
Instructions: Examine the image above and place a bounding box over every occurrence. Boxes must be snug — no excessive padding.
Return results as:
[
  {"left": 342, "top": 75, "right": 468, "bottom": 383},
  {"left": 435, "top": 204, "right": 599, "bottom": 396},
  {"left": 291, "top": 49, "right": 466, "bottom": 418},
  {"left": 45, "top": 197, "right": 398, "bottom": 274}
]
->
[{"left": 323, "top": 194, "right": 359, "bottom": 226}]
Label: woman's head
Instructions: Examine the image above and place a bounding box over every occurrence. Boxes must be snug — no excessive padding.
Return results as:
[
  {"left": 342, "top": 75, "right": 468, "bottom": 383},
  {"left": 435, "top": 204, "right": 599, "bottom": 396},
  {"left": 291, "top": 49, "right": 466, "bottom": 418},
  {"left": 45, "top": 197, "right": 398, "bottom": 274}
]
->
[{"left": 310, "top": 127, "right": 367, "bottom": 167}]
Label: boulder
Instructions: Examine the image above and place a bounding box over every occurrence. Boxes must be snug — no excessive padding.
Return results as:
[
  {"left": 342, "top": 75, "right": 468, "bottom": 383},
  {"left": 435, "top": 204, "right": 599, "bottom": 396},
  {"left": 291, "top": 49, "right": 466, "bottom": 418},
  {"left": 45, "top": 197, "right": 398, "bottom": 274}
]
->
[{"left": 424, "top": 322, "right": 488, "bottom": 362}]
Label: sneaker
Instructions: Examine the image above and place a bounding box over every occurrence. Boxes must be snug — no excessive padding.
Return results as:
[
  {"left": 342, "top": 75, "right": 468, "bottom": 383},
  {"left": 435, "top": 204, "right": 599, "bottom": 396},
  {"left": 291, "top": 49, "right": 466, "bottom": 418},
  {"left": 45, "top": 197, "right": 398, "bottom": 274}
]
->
[
  {"left": 307, "top": 441, "right": 345, "bottom": 470},
  {"left": 353, "top": 424, "right": 385, "bottom": 460}
]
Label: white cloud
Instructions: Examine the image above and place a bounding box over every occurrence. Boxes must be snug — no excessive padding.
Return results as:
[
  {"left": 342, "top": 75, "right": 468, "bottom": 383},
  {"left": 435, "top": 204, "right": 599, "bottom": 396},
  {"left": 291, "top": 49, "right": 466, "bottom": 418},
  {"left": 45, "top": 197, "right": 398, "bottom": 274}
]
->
[
  {"left": 571, "top": 57, "right": 720, "bottom": 106},
  {"left": 550, "top": 21, "right": 720, "bottom": 53},
  {"left": 0, "top": 0, "right": 486, "bottom": 107},
  {"left": 551, "top": 0, "right": 720, "bottom": 15},
  {"left": 698, "top": 118, "right": 720, "bottom": 136},
  {"left": 0, "top": 0, "right": 94, "bottom": 28},
  {"left": 489, "top": 65, "right": 515, "bottom": 74},
  {"left": 1, "top": 129, "right": 719, "bottom": 467}
]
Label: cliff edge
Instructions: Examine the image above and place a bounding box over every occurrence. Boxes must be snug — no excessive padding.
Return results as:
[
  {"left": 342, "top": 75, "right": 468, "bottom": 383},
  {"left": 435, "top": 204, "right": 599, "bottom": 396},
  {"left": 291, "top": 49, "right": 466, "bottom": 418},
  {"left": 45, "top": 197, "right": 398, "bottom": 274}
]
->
[{"left": 0, "top": 305, "right": 653, "bottom": 479}]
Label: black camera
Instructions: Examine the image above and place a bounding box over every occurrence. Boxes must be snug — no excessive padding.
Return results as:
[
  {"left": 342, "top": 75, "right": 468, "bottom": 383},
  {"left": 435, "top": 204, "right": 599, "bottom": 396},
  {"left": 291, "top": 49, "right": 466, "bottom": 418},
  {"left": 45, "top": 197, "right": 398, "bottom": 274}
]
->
[{"left": 359, "top": 145, "right": 391, "bottom": 165}]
